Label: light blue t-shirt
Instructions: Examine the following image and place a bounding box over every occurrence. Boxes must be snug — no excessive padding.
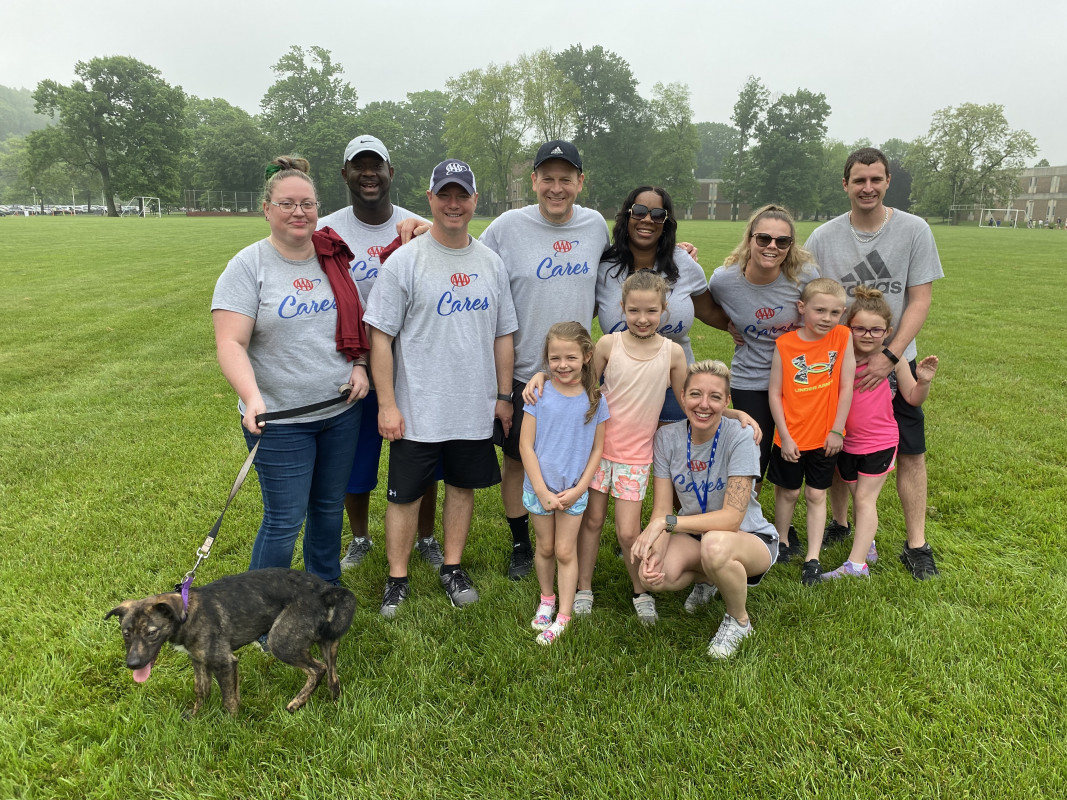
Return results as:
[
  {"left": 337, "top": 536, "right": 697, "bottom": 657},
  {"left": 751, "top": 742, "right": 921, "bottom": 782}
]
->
[{"left": 522, "top": 383, "right": 610, "bottom": 494}]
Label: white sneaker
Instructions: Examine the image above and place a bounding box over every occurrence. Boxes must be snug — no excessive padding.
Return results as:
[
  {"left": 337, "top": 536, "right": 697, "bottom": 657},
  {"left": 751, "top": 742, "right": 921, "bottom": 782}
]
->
[
  {"left": 683, "top": 582, "right": 718, "bottom": 614},
  {"left": 537, "top": 619, "right": 567, "bottom": 645},
  {"left": 707, "top": 614, "right": 753, "bottom": 659},
  {"left": 530, "top": 600, "right": 556, "bottom": 631},
  {"left": 572, "top": 590, "right": 594, "bottom": 616},
  {"left": 632, "top": 593, "right": 658, "bottom": 626}
]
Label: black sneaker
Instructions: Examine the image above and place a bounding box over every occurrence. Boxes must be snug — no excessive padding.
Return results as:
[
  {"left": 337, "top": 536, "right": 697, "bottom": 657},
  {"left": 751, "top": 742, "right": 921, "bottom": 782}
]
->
[
  {"left": 508, "top": 544, "right": 533, "bottom": 580},
  {"left": 379, "top": 579, "right": 409, "bottom": 618},
  {"left": 777, "top": 525, "right": 801, "bottom": 564},
  {"left": 801, "top": 559, "right": 822, "bottom": 586},
  {"left": 822, "top": 520, "right": 851, "bottom": 549},
  {"left": 440, "top": 567, "right": 479, "bottom": 607},
  {"left": 900, "top": 542, "right": 940, "bottom": 580}
]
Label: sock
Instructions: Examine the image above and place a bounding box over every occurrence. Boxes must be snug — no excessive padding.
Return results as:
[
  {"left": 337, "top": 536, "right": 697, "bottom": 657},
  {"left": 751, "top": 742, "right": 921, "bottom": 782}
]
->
[
  {"left": 508, "top": 514, "right": 531, "bottom": 551},
  {"left": 387, "top": 575, "right": 409, "bottom": 586},
  {"left": 849, "top": 560, "right": 866, "bottom": 571},
  {"left": 632, "top": 591, "right": 649, "bottom": 600},
  {"left": 555, "top": 613, "right": 571, "bottom": 626},
  {"left": 540, "top": 594, "right": 556, "bottom": 607},
  {"left": 440, "top": 563, "right": 460, "bottom": 576}
]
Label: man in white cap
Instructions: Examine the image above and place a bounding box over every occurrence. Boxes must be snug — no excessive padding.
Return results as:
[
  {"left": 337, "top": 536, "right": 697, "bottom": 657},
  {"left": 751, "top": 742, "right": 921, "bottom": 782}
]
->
[
  {"left": 318, "top": 135, "right": 442, "bottom": 572},
  {"left": 364, "top": 159, "right": 518, "bottom": 616}
]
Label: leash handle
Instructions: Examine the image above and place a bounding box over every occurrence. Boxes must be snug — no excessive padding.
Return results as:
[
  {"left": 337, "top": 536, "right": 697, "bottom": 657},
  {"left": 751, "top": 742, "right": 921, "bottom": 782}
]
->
[{"left": 255, "top": 384, "right": 352, "bottom": 425}]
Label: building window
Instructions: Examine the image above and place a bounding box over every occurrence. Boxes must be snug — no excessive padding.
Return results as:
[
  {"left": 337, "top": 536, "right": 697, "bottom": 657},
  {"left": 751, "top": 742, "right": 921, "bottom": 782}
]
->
[{"left": 1052, "top": 175, "right": 1060, "bottom": 193}]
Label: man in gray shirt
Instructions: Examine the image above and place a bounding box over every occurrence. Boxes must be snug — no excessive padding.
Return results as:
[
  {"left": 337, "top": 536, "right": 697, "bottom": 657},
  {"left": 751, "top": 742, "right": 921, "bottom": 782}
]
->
[
  {"left": 318, "top": 135, "right": 441, "bottom": 571},
  {"left": 805, "top": 147, "right": 944, "bottom": 580}
]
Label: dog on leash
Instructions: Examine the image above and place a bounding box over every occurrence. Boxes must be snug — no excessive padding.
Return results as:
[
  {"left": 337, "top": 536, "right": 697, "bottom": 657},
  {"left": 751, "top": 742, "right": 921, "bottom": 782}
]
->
[{"left": 105, "top": 568, "right": 356, "bottom": 715}]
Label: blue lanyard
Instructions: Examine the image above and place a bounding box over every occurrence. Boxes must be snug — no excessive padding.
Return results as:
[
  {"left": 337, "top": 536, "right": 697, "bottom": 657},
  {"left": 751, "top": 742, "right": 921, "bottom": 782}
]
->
[{"left": 686, "top": 420, "right": 722, "bottom": 514}]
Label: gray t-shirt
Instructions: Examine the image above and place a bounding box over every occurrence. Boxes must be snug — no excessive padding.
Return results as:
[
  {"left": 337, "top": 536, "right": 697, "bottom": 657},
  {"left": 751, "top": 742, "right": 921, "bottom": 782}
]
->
[
  {"left": 707, "top": 263, "right": 819, "bottom": 391},
  {"left": 364, "top": 234, "right": 518, "bottom": 442},
  {"left": 211, "top": 239, "right": 354, "bottom": 423},
  {"left": 317, "top": 205, "right": 426, "bottom": 304},
  {"left": 480, "top": 204, "right": 609, "bottom": 382},
  {"left": 596, "top": 248, "right": 710, "bottom": 364},
  {"left": 653, "top": 418, "right": 777, "bottom": 539},
  {"left": 805, "top": 209, "right": 944, "bottom": 362},
  {"left": 522, "top": 384, "right": 610, "bottom": 495}
]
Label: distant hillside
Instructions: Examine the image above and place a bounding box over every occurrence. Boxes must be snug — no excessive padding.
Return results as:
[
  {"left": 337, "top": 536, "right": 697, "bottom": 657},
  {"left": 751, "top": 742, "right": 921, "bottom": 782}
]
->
[{"left": 0, "top": 85, "right": 51, "bottom": 140}]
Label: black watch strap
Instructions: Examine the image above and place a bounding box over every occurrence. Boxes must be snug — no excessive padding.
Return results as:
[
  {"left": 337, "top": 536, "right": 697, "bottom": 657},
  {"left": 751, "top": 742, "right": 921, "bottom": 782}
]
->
[{"left": 882, "top": 347, "right": 900, "bottom": 364}]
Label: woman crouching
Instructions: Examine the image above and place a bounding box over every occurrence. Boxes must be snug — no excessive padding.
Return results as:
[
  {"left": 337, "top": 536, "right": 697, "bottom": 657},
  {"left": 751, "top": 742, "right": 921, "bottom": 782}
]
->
[{"left": 629, "top": 360, "right": 778, "bottom": 658}]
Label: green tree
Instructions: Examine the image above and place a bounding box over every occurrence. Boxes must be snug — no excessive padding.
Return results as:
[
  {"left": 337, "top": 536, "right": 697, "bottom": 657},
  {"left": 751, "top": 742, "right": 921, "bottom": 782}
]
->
[
  {"left": 880, "top": 138, "right": 912, "bottom": 212},
  {"left": 722, "top": 76, "right": 769, "bottom": 219},
  {"left": 813, "top": 139, "right": 853, "bottom": 220},
  {"left": 647, "top": 81, "right": 699, "bottom": 207},
  {"left": 554, "top": 44, "right": 649, "bottom": 210},
  {"left": 517, "top": 49, "right": 579, "bottom": 144},
  {"left": 1035, "top": 158, "right": 1050, "bottom": 167},
  {"left": 0, "top": 86, "right": 49, "bottom": 140},
  {"left": 183, "top": 97, "right": 276, "bottom": 200},
  {"left": 445, "top": 63, "right": 528, "bottom": 215},
  {"left": 695, "top": 121, "right": 739, "bottom": 180},
  {"left": 30, "top": 56, "right": 185, "bottom": 215},
  {"left": 906, "top": 102, "right": 1037, "bottom": 218},
  {"left": 260, "top": 45, "right": 358, "bottom": 210},
  {"left": 391, "top": 90, "right": 451, "bottom": 215}
]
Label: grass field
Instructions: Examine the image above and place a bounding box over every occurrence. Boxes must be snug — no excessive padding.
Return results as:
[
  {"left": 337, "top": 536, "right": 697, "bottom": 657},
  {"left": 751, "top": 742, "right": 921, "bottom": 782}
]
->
[{"left": 1, "top": 215, "right": 1065, "bottom": 799}]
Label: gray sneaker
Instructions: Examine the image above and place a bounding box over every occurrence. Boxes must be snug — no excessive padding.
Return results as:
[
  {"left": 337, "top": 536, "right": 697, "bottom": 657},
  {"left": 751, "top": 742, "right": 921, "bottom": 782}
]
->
[
  {"left": 572, "top": 589, "right": 594, "bottom": 616},
  {"left": 632, "top": 593, "right": 658, "bottom": 626},
  {"left": 707, "top": 613, "right": 753, "bottom": 659},
  {"left": 340, "top": 536, "right": 373, "bottom": 570},
  {"left": 379, "top": 579, "right": 409, "bottom": 619},
  {"left": 683, "top": 582, "right": 718, "bottom": 614},
  {"left": 414, "top": 536, "right": 444, "bottom": 567},
  {"left": 440, "top": 567, "right": 479, "bottom": 607}
]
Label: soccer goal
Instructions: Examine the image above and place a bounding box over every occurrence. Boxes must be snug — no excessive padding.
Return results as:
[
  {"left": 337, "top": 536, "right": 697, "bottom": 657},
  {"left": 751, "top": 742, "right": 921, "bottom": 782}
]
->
[
  {"left": 119, "top": 197, "right": 162, "bottom": 218},
  {"left": 979, "top": 208, "right": 1019, "bottom": 228}
]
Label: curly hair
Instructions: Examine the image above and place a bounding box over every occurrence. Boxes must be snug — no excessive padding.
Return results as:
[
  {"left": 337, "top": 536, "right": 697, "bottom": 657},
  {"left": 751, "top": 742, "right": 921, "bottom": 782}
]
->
[{"left": 603, "top": 186, "right": 679, "bottom": 284}]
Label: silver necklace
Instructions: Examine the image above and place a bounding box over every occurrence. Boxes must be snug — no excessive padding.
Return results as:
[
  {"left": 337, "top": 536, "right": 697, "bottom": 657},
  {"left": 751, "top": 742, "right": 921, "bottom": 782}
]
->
[{"left": 849, "top": 207, "right": 889, "bottom": 243}]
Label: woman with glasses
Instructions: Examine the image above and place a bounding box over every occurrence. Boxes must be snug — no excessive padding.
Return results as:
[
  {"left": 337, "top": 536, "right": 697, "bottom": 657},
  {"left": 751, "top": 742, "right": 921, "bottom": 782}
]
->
[
  {"left": 211, "top": 156, "right": 370, "bottom": 585},
  {"left": 596, "top": 186, "right": 722, "bottom": 424},
  {"left": 707, "top": 205, "right": 819, "bottom": 560}
]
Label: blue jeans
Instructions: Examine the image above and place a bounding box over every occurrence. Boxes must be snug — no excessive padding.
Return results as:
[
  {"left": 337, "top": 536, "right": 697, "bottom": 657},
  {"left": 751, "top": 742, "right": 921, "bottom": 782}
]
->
[{"left": 242, "top": 403, "right": 361, "bottom": 584}]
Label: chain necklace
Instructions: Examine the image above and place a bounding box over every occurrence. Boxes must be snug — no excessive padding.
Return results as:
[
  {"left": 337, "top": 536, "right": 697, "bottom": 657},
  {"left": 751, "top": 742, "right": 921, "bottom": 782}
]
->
[{"left": 848, "top": 207, "right": 889, "bottom": 243}]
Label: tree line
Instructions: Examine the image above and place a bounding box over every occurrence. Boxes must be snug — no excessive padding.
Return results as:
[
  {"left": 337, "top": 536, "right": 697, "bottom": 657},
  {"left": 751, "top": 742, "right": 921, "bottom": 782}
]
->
[{"left": 0, "top": 47, "right": 1038, "bottom": 219}]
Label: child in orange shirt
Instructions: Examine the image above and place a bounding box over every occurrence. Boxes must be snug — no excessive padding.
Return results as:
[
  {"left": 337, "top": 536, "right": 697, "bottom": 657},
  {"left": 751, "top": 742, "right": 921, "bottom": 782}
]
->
[{"left": 767, "top": 278, "right": 855, "bottom": 585}]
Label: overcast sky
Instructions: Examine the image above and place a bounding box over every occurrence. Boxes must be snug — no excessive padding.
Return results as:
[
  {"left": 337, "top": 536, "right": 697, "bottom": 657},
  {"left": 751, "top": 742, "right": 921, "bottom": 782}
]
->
[{"left": 3, "top": 0, "right": 1063, "bottom": 164}]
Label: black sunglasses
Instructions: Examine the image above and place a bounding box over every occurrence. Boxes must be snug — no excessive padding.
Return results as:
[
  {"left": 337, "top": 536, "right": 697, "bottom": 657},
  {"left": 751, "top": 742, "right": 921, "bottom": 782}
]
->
[
  {"left": 629, "top": 204, "right": 670, "bottom": 224},
  {"left": 751, "top": 232, "right": 794, "bottom": 248}
]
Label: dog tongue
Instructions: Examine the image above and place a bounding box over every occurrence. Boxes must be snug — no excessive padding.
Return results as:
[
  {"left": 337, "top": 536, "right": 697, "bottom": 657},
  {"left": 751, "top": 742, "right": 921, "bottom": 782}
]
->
[{"left": 133, "top": 662, "right": 153, "bottom": 683}]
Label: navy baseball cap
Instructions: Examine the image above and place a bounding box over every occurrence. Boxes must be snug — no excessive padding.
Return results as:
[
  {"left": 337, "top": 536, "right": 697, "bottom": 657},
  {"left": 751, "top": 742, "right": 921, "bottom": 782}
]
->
[{"left": 429, "top": 160, "right": 477, "bottom": 195}]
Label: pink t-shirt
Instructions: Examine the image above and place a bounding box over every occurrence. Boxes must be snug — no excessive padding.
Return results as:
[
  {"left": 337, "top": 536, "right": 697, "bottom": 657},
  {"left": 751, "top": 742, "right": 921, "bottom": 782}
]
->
[
  {"left": 601, "top": 333, "right": 672, "bottom": 464},
  {"left": 843, "top": 363, "right": 898, "bottom": 454}
]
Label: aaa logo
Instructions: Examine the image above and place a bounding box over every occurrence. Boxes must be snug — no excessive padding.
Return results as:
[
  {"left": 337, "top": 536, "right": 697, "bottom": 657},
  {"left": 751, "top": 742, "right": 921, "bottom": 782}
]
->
[
  {"left": 450, "top": 272, "right": 477, "bottom": 287},
  {"left": 553, "top": 240, "right": 577, "bottom": 253},
  {"left": 367, "top": 245, "right": 384, "bottom": 260},
  {"left": 292, "top": 277, "right": 320, "bottom": 293},
  {"left": 754, "top": 306, "right": 782, "bottom": 321}
]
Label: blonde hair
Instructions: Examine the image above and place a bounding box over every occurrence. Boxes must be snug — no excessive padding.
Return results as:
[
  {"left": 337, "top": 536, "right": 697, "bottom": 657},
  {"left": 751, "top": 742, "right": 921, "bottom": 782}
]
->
[
  {"left": 684, "top": 359, "right": 731, "bottom": 393},
  {"left": 722, "top": 204, "right": 817, "bottom": 285},
  {"left": 543, "top": 322, "right": 602, "bottom": 424},
  {"left": 263, "top": 155, "right": 314, "bottom": 203},
  {"left": 621, "top": 269, "right": 668, "bottom": 306},
  {"left": 844, "top": 284, "right": 893, "bottom": 328},
  {"left": 800, "top": 277, "right": 847, "bottom": 303}
]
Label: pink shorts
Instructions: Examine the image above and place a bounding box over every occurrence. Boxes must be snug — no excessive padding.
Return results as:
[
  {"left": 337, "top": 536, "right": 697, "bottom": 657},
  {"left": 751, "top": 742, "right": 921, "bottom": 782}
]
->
[{"left": 589, "top": 459, "right": 651, "bottom": 501}]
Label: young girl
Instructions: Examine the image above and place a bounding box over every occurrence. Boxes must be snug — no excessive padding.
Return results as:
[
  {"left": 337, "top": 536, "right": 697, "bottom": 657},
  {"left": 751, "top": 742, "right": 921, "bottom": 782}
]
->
[
  {"left": 519, "top": 322, "right": 610, "bottom": 644},
  {"left": 528, "top": 271, "right": 688, "bottom": 624},
  {"left": 822, "top": 286, "right": 939, "bottom": 579}
]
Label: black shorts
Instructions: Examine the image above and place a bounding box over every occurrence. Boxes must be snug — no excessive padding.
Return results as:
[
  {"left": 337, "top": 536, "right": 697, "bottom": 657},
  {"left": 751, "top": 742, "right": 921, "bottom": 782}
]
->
[
  {"left": 893, "top": 360, "right": 926, "bottom": 455},
  {"left": 730, "top": 388, "right": 774, "bottom": 480},
  {"left": 387, "top": 438, "right": 501, "bottom": 504},
  {"left": 497, "top": 378, "right": 527, "bottom": 461},
  {"left": 837, "top": 446, "right": 897, "bottom": 483},
  {"left": 766, "top": 444, "right": 838, "bottom": 491}
]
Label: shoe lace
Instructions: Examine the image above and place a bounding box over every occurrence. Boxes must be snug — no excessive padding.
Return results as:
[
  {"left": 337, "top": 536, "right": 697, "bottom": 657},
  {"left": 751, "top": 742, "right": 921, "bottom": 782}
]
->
[
  {"left": 383, "top": 581, "right": 405, "bottom": 606},
  {"left": 448, "top": 569, "right": 473, "bottom": 593},
  {"left": 420, "top": 538, "right": 442, "bottom": 559},
  {"left": 712, "top": 617, "right": 745, "bottom": 649},
  {"left": 909, "top": 546, "right": 935, "bottom": 571}
]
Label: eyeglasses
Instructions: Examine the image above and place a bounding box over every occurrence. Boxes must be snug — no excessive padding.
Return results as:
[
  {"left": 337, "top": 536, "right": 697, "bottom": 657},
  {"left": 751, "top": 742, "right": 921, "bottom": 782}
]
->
[
  {"left": 751, "top": 233, "right": 794, "bottom": 248},
  {"left": 629, "top": 204, "right": 670, "bottom": 224},
  {"left": 850, "top": 325, "right": 887, "bottom": 338},
  {"left": 269, "top": 200, "right": 319, "bottom": 213}
]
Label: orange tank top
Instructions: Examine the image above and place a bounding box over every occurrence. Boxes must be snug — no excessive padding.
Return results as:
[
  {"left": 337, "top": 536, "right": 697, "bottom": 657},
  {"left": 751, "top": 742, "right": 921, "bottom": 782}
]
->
[{"left": 773, "top": 325, "right": 850, "bottom": 451}]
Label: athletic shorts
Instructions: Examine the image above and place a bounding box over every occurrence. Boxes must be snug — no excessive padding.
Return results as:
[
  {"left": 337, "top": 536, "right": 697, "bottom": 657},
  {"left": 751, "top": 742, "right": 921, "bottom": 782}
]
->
[
  {"left": 589, "top": 459, "right": 651, "bottom": 501},
  {"left": 837, "top": 446, "right": 897, "bottom": 483},
  {"left": 496, "top": 379, "right": 527, "bottom": 461},
  {"left": 766, "top": 444, "right": 838, "bottom": 491},
  {"left": 522, "top": 489, "right": 589, "bottom": 517},
  {"left": 893, "top": 360, "right": 926, "bottom": 456},
  {"left": 659, "top": 386, "right": 685, "bottom": 423},
  {"left": 347, "top": 390, "right": 443, "bottom": 494},
  {"left": 730, "top": 388, "right": 774, "bottom": 480},
  {"left": 689, "top": 530, "right": 779, "bottom": 587},
  {"left": 386, "top": 438, "right": 500, "bottom": 504}
]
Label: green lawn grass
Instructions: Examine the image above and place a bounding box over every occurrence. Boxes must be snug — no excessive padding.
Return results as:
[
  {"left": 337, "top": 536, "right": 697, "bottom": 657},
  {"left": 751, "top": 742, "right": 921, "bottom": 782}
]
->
[{"left": 1, "top": 215, "right": 1065, "bottom": 799}]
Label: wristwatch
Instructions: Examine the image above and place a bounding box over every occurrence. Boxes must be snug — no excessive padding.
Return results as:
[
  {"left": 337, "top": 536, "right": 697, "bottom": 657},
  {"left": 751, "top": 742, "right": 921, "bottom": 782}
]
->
[
  {"left": 497, "top": 392, "right": 512, "bottom": 402},
  {"left": 881, "top": 347, "right": 900, "bottom": 365},
  {"left": 665, "top": 514, "right": 677, "bottom": 533}
]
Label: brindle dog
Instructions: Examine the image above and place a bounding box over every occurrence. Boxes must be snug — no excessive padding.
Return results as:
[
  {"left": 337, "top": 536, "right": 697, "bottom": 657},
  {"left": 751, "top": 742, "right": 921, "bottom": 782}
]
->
[{"left": 106, "top": 568, "right": 356, "bottom": 715}]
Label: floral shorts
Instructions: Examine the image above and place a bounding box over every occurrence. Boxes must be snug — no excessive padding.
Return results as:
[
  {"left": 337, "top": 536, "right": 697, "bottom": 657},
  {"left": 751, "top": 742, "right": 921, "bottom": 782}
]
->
[{"left": 589, "top": 459, "right": 651, "bottom": 501}]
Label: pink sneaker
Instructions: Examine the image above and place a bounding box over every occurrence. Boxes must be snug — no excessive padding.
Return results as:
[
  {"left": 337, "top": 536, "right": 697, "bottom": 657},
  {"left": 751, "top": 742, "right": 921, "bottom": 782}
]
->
[
  {"left": 531, "top": 601, "right": 555, "bottom": 631},
  {"left": 820, "top": 561, "right": 870, "bottom": 580},
  {"left": 537, "top": 620, "right": 566, "bottom": 645},
  {"left": 867, "top": 540, "right": 878, "bottom": 565}
]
